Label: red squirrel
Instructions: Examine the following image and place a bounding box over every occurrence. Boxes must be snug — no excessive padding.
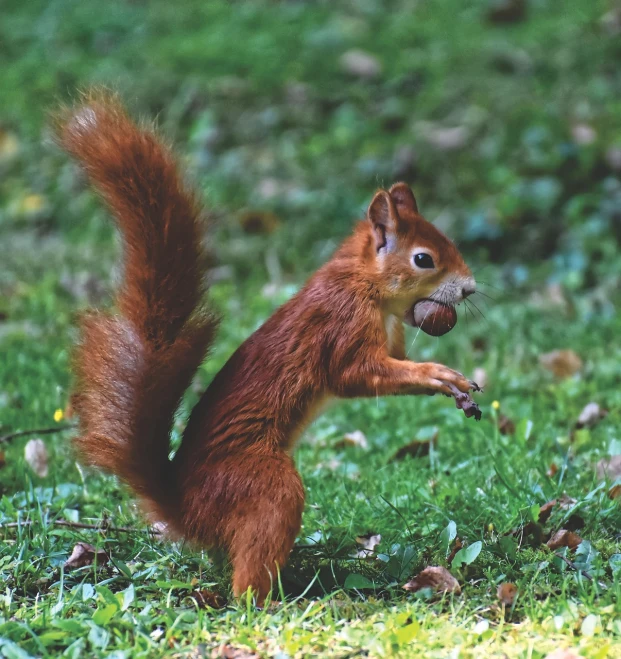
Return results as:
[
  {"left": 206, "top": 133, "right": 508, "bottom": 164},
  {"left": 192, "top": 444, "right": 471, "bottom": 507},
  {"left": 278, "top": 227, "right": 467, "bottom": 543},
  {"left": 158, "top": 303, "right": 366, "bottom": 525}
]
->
[{"left": 56, "top": 93, "right": 480, "bottom": 602}]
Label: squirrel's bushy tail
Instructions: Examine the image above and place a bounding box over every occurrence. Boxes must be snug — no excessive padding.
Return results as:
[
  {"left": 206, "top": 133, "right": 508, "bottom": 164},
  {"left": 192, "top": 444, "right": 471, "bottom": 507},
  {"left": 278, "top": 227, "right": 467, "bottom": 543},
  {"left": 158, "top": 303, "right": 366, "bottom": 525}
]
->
[{"left": 57, "top": 91, "right": 217, "bottom": 526}]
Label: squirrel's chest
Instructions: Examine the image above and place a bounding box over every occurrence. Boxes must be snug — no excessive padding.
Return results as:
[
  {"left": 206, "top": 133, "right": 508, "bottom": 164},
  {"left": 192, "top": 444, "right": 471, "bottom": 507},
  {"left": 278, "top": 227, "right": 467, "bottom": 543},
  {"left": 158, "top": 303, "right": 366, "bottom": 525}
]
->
[{"left": 383, "top": 314, "right": 400, "bottom": 353}]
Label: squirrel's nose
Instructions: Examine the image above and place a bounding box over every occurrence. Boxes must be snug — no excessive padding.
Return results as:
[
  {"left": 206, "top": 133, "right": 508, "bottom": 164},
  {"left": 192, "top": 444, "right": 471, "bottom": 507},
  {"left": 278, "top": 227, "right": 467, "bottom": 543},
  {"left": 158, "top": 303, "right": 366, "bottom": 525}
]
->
[{"left": 462, "top": 284, "right": 476, "bottom": 299}]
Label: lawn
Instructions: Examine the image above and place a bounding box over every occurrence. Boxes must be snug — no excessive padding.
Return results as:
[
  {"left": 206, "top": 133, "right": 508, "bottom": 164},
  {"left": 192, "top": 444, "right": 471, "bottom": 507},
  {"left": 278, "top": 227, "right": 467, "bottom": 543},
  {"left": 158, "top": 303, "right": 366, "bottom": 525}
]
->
[{"left": 1, "top": 0, "right": 620, "bottom": 657}]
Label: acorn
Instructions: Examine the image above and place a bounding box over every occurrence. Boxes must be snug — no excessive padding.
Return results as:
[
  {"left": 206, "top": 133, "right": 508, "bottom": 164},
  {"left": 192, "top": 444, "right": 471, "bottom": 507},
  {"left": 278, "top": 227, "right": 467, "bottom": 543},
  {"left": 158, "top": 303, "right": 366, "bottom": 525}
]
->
[{"left": 407, "top": 300, "right": 457, "bottom": 337}]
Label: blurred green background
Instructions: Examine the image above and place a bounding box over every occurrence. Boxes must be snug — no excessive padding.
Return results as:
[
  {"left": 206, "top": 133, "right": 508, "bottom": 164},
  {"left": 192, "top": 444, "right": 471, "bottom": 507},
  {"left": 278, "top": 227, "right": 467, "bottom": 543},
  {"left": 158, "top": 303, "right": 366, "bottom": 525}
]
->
[
  {"left": 2, "top": 0, "right": 621, "bottom": 292},
  {"left": 1, "top": 4, "right": 621, "bottom": 654}
]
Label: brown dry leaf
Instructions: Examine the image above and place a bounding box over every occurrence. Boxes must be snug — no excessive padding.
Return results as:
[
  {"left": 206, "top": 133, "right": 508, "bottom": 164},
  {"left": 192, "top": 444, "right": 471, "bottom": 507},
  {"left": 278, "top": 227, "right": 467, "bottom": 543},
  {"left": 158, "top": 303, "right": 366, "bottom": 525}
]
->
[
  {"left": 575, "top": 402, "right": 607, "bottom": 429},
  {"left": 608, "top": 484, "right": 621, "bottom": 500},
  {"left": 188, "top": 589, "right": 227, "bottom": 609},
  {"left": 539, "top": 350, "right": 583, "bottom": 379},
  {"left": 24, "top": 438, "right": 48, "bottom": 477},
  {"left": 544, "top": 650, "right": 583, "bottom": 659},
  {"left": 212, "top": 645, "right": 261, "bottom": 659},
  {"left": 538, "top": 500, "right": 557, "bottom": 524},
  {"left": 352, "top": 533, "right": 381, "bottom": 559},
  {"left": 403, "top": 566, "right": 461, "bottom": 595},
  {"left": 497, "top": 414, "right": 516, "bottom": 435},
  {"left": 486, "top": 0, "right": 527, "bottom": 24},
  {"left": 391, "top": 431, "right": 438, "bottom": 461},
  {"left": 0, "top": 451, "right": 5, "bottom": 469},
  {"left": 238, "top": 210, "right": 279, "bottom": 235},
  {"left": 516, "top": 521, "right": 544, "bottom": 545},
  {"left": 596, "top": 455, "right": 621, "bottom": 480},
  {"left": 497, "top": 582, "right": 518, "bottom": 606},
  {"left": 547, "top": 463, "right": 558, "bottom": 478},
  {"left": 336, "top": 430, "right": 368, "bottom": 450},
  {"left": 64, "top": 542, "right": 108, "bottom": 569},
  {"left": 546, "top": 530, "right": 582, "bottom": 551}
]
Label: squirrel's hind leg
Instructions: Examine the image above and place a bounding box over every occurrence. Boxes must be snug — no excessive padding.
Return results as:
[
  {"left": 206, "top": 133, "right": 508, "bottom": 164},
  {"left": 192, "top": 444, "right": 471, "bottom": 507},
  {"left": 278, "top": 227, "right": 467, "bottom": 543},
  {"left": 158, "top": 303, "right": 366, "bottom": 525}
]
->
[
  {"left": 207, "top": 451, "right": 305, "bottom": 603},
  {"left": 228, "top": 452, "right": 304, "bottom": 602}
]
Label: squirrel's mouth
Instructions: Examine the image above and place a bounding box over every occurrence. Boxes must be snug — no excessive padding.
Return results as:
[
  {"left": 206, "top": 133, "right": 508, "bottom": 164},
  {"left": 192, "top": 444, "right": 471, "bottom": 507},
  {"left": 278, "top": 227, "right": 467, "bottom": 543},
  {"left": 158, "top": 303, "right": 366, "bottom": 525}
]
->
[{"left": 404, "top": 298, "right": 457, "bottom": 336}]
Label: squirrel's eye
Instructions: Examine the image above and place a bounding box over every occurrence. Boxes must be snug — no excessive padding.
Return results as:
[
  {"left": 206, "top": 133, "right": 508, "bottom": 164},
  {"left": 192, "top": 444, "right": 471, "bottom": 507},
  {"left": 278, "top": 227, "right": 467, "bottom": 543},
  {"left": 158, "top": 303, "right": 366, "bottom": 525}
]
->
[{"left": 413, "top": 253, "right": 435, "bottom": 269}]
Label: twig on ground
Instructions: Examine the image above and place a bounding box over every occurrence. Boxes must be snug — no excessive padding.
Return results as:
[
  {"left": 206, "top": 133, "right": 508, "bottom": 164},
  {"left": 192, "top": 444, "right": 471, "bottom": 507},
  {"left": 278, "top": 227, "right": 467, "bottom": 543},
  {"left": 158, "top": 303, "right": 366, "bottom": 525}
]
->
[
  {"left": 0, "top": 518, "right": 162, "bottom": 535},
  {"left": 552, "top": 551, "right": 593, "bottom": 581},
  {"left": 0, "top": 423, "right": 77, "bottom": 444}
]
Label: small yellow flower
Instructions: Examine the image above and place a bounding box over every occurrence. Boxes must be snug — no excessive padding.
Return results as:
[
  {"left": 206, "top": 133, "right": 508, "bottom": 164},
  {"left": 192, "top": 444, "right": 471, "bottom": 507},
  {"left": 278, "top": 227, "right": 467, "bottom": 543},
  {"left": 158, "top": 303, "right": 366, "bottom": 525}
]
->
[
  {"left": 488, "top": 523, "right": 494, "bottom": 533},
  {"left": 21, "top": 193, "right": 46, "bottom": 214},
  {"left": 491, "top": 400, "right": 500, "bottom": 410},
  {"left": 53, "top": 408, "right": 64, "bottom": 423}
]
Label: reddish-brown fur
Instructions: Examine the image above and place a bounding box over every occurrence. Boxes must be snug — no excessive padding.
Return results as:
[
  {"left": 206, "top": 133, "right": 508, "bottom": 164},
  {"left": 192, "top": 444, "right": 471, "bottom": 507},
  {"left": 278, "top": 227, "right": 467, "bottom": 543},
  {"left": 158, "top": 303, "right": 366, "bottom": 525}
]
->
[{"left": 57, "top": 93, "right": 477, "bottom": 602}]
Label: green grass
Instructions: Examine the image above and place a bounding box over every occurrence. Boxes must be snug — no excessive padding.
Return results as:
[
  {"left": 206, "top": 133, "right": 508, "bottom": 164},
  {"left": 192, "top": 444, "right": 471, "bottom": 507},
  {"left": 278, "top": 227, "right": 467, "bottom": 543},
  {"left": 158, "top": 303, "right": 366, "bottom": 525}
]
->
[{"left": 1, "top": 0, "right": 621, "bottom": 656}]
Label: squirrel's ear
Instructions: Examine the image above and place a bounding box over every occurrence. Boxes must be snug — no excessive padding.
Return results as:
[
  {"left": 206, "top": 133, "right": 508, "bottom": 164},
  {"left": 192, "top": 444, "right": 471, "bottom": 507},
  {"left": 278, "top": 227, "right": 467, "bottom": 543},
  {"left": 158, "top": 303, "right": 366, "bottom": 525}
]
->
[
  {"left": 389, "top": 182, "right": 418, "bottom": 214},
  {"left": 368, "top": 190, "right": 399, "bottom": 252}
]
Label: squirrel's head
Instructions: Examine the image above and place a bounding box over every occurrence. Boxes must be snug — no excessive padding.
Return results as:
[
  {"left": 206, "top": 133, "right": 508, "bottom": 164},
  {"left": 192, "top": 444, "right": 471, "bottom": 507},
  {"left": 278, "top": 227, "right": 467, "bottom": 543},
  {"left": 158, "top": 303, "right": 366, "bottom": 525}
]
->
[{"left": 367, "top": 183, "right": 475, "bottom": 327}]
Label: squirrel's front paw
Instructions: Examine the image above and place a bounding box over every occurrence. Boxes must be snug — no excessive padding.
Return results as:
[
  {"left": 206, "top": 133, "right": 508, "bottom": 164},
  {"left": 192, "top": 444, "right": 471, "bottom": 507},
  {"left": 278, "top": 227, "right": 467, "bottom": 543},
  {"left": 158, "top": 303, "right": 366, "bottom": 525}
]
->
[
  {"left": 419, "top": 363, "right": 474, "bottom": 396},
  {"left": 418, "top": 364, "right": 482, "bottom": 421}
]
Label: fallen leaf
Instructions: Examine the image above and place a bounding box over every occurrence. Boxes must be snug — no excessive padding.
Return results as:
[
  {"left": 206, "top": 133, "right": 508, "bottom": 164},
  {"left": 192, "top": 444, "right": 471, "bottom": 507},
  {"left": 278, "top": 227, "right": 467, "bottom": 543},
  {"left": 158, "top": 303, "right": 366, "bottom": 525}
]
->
[
  {"left": 575, "top": 402, "right": 607, "bottom": 429},
  {"left": 486, "top": 0, "right": 527, "bottom": 24},
  {"left": 403, "top": 566, "right": 461, "bottom": 595},
  {"left": 497, "top": 582, "right": 518, "bottom": 606},
  {"left": 497, "top": 414, "right": 516, "bottom": 435},
  {"left": 188, "top": 589, "right": 227, "bottom": 609},
  {"left": 238, "top": 210, "right": 279, "bottom": 235},
  {"left": 0, "top": 451, "right": 5, "bottom": 469},
  {"left": 352, "top": 533, "right": 381, "bottom": 559},
  {"left": 24, "top": 438, "right": 48, "bottom": 477},
  {"left": 539, "top": 350, "right": 583, "bottom": 379},
  {"left": 547, "top": 463, "right": 558, "bottom": 478},
  {"left": 608, "top": 484, "right": 621, "bottom": 500},
  {"left": 544, "top": 650, "right": 583, "bottom": 659},
  {"left": 391, "top": 431, "right": 438, "bottom": 461},
  {"left": 538, "top": 500, "right": 557, "bottom": 524},
  {"left": 336, "top": 430, "right": 369, "bottom": 450},
  {"left": 212, "top": 645, "right": 260, "bottom": 659},
  {"left": 565, "top": 513, "right": 585, "bottom": 532},
  {"left": 64, "top": 542, "right": 108, "bottom": 569},
  {"left": 596, "top": 455, "right": 621, "bottom": 480},
  {"left": 547, "top": 530, "right": 582, "bottom": 551},
  {"left": 340, "top": 49, "right": 382, "bottom": 79}
]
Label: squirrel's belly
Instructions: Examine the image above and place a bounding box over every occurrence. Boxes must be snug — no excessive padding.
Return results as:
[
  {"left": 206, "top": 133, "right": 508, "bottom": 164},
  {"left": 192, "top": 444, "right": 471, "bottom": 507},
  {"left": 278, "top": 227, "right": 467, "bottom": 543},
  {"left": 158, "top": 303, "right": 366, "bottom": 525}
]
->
[{"left": 286, "top": 395, "right": 336, "bottom": 452}]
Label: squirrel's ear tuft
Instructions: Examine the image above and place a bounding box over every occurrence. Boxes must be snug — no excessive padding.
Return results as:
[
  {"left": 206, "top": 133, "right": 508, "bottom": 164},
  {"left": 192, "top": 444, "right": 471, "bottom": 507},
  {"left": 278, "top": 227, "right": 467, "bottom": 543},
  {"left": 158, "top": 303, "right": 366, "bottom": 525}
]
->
[
  {"left": 368, "top": 190, "right": 399, "bottom": 252},
  {"left": 389, "top": 182, "right": 418, "bottom": 214}
]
